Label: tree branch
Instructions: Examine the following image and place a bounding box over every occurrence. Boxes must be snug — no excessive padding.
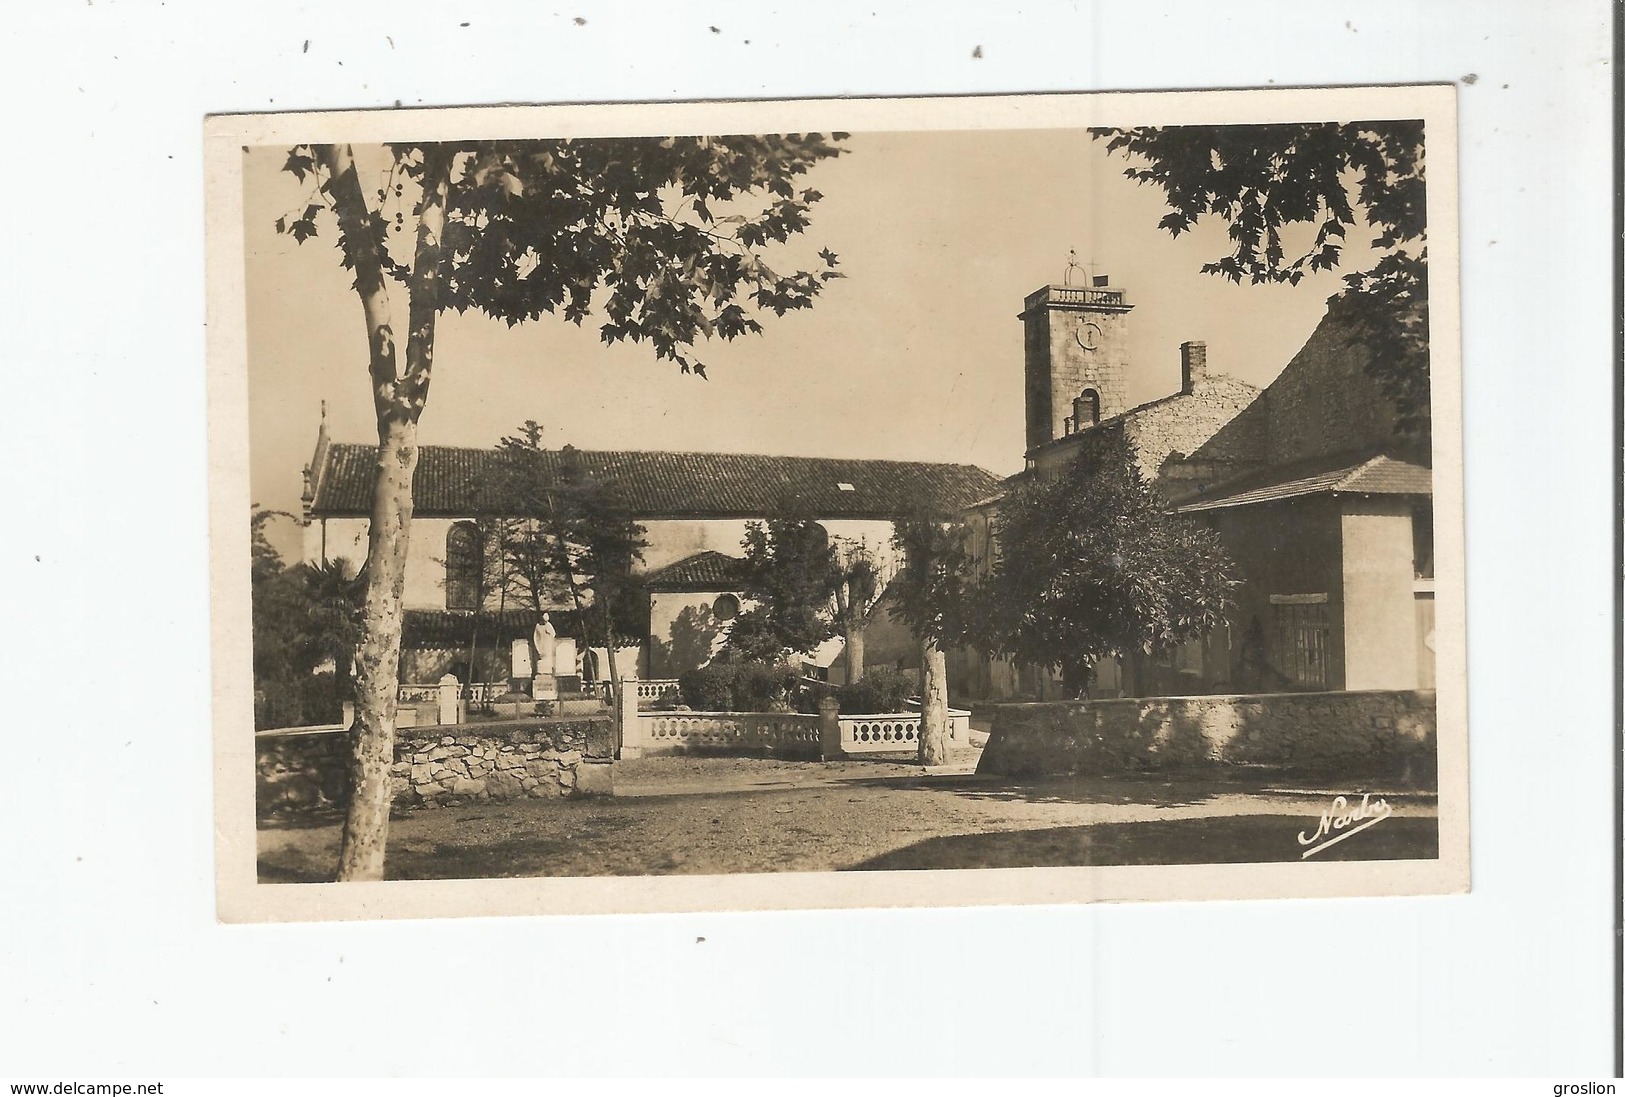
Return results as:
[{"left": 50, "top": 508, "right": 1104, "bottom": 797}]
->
[
  {"left": 397, "top": 146, "right": 455, "bottom": 420},
  {"left": 314, "top": 143, "right": 400, "bottom": 425}
]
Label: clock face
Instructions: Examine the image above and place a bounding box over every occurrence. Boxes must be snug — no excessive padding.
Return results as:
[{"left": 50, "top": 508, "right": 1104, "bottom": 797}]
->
[{"left": 1075, "top": 321, "right": 1102, "bottom": 351}]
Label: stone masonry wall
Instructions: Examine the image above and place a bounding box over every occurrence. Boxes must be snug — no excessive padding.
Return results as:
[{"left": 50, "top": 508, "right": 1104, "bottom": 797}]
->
[
  {"left": 976, "top": 689, "right": 1435, "bottom": 782},
  {"left": 257, "top": 715, "right": 614, "bottom": 816},
  {"left": 1123, "top": 375, "right": 1264, "bottom": 498},
  {"left": 1260, "top": 306, "right": 1406, "bottom": 467},
  {"left": 1027, "top": 376, "right": 1265, "bottom": 499}
]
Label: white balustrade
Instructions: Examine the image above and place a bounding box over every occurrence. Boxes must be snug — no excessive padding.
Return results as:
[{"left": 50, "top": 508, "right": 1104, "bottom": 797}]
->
[
  {"left": 839, "top": 714, "right": 922, "bottom": 753},
  {"left": 639, "top": 711, "right": 822, "bottom": 754},
  {"left": 397, "top": 681, "right": 509, "bottom": 706},
  {"left": 636, "top": 679, "right": 682, "bottom": 702}
]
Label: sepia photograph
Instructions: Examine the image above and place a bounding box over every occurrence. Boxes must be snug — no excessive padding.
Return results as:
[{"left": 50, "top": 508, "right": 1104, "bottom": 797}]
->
[
  {"left": 16, "top": 0, "right": 1623, "bottom": 1079},
  {"left": 208, "top": 87, "right": 1467, "bottom": 920}
]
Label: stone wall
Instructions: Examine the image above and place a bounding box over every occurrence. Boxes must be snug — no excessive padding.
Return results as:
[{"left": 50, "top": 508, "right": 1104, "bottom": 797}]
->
[
  {"left": 1026, "top": 373, "right": 1266, "bottom": 502},
  {"left": 257, "top": 728, "right": 350, "bottom": 814},
  {"left": 1123, "top": 375, "right": 1264, "bottom": 489},
  {"left": 256, "top": 715, "right": 614, "bottom": 815},
  {"left": 976, "top": 689, "right": 1435, "bottom": 782},
  {"left": 1257, "top": 306, "right": 1406, "bottom": 467}
]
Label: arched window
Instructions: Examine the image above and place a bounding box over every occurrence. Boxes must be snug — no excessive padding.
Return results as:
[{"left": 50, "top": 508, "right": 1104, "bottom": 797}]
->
[
  {"left": 445, "top": 522, "right": 482, "bottom": 611},
  {"left": 1074, "top": 389, "right": 1100, "bottom": 429},
  {"left": 712, "top": 593, "right": 741, "bottom": 621}
]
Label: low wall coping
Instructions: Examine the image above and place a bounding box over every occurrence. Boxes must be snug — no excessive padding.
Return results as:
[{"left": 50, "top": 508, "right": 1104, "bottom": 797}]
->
[
  {"left": 256, "top": 713, "right": 610, "bottom": 740},
  {"left": 255, "top": 724, "right": 346, "bottom": 739},
  {"left": 976, "top": 688, "right": 1436, "bottom": 709},
  {"left": 640, "top": 710, "right": 817, "bottom": 719}
]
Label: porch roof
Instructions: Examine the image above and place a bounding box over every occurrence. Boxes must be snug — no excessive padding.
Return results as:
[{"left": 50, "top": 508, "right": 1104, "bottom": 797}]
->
[
  {"left": 1175, "top": 452, "right": 1432, "bottom": 514},
  {"left": 644, "top": 551, "right": 748, "bottom": 592}
]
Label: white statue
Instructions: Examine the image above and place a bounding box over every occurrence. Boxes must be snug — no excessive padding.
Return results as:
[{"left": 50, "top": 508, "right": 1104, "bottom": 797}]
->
[{"left": 532, "top": 613, "right": 557, "bottom": 669}]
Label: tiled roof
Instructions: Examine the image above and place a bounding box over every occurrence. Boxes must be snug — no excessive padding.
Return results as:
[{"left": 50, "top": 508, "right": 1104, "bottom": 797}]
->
[
  {"left": 644, "top": 551, "right": 748, "bottom": 592},
  {"left": 1176, "top": 452, "right": 1432, "bottom": 513},
  {"left": 309, "top": 443, "right": 1002, "bottom": 520}
]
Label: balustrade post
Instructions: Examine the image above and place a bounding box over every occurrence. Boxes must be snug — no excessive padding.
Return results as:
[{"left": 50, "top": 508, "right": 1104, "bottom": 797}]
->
[
  {"left": 818, "top": 697, "right": 843, "bottom": 762},
  {"left": 436, "top": 673, "right": 461, "bottom": 726},
  {"left": 617, "top": 676, "right": 644, "bottom": 759}
]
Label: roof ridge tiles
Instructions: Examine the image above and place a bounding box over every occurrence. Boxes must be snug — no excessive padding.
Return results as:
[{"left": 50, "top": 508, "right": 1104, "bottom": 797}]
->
[{"left": 309, "top": 440, "right": 1003, "bottom": 520}]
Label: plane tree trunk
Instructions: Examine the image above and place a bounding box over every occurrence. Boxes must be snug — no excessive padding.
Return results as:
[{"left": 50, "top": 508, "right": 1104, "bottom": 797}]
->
[
  {"left": 341, "top": 416, "right": 418, "bottom": 880},
  {"left": 318, "top": 141, "right": 453, "bottom": 882},
  {"left": 844, "top": 625, "right": 865, "bottom": 684},
  {"left": 917, "top": 641, "right": 949, "bottom": 767}
]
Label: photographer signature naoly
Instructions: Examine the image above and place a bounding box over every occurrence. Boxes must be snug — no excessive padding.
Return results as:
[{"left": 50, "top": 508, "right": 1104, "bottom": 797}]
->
[{"left": 1298, "top": 793, "right": 1393, "bottom": 859}]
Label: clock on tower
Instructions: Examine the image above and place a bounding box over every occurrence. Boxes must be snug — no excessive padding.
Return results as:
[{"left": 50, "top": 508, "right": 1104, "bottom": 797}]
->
[{"left": 1019, "top": 274, "right": 1133, "bottom": 451}]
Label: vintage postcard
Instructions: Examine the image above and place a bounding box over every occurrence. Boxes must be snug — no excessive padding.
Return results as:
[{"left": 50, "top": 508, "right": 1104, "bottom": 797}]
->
[{"left": 207, "top": 86, "right": 1468, "bottom": 922}]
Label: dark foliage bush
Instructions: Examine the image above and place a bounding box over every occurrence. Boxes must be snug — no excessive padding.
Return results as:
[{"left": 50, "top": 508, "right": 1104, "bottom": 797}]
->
[
  {"left": 678, "top": 663, "right": 737, "bottom": 711},
  {"left": 835, "top": 666, "right": 913, "bottom": 714},
  {"left": 677, "top": 661, "right": 797, "bottom": 712},
  {"left": 734, "top": 662, "right": 798, "bottom": 712},
  {"left": 255, "top": 670, "right": 341, "bottom": 731}
]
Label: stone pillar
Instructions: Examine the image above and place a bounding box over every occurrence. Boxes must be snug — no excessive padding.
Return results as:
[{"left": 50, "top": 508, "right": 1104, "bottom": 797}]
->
[
  {"left": 1340, "top": 499, "right": 1421, "bottom": 690},
  {"left": 616, "top": 676, "right": 644, "bottom": 759},
  {"left": 436, "top": 673, "right": 461, "bottom": 726},
  {"left": 818, "top": 696, "right": 843, "bottom": 761}
]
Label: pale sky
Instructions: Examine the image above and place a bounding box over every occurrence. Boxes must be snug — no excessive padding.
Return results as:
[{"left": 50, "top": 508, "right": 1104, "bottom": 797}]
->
[{"left": 244, "top": 128, "right": 1376, "bottom": 559}]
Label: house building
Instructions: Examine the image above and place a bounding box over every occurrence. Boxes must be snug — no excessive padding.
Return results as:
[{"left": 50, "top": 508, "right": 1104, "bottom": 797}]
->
[
  {"left": 299, "top": 427, "right": 1000, "bottom": 688},
  {"left": 960, "top": 275, "right": 1433, "bottom": 699}
]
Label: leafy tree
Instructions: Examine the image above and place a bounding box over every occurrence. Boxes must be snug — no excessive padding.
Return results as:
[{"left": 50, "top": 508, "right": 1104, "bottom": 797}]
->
[
  {"left": 488, "top": 422, "right": 650, "bottom": 718},
  {"left": 722, "top": 515, "right": 839, "bottom": 664},
  {"left": 976, "top": 431, "right": 1234, "bottom": 699},
  {"left": 431, "top": 514, "right": 510, "bottom": 699},
  {"left": 829, "top": 539, "right": 882, "bottom": 683},
  {"left": 250, "top": 510, "right": 313, "bottom": 729},
  {"left": 279, "top": 135, "right": 845, "bottom": 879},
  {"left": 834, "top": 665, "right": 912, "bottom": 715},
  {"left": 677, "top": 660, "right": 797, "bottom": 713},
  {"left": 485, "top": 423, "right": 575, "bottom": 622},
  {"left": 249, "top": 509, "right": 363, "bottom": 729},
  {"left": 301, "top": 555, "right": 365, "bottom": 703},
  {"left": 1092, "top": 122, "right": 1430, "bottom": 441},
  {"left": 888, "top": 507, "right": 974, "bottom": 765}
]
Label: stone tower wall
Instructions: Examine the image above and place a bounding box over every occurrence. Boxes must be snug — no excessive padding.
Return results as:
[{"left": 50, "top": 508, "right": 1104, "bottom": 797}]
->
[{"left": 1022, "top": 284, "right": 1133, "bottom": 451}]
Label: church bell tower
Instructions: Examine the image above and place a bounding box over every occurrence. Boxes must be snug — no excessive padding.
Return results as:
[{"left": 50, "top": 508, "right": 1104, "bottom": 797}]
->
[{"left": 1020, "top": 271, "right": 1133, "bottom": 452}]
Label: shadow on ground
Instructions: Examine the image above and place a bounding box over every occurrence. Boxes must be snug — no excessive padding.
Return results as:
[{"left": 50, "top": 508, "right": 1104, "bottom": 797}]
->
[
  {"left": 835, "top": 772, "right": 1234, "bottom": 809},
  {"left": 844, "top": 814, "right": 1439, "bottom": 871}
]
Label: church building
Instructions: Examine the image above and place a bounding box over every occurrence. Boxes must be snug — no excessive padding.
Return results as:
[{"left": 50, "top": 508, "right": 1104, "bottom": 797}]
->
[
  {"left": 960, "top": 274, "right": 1434, "bottom": 700},
  {"left": 299, "top": 429, "right": 1000, "bottom": 690}
]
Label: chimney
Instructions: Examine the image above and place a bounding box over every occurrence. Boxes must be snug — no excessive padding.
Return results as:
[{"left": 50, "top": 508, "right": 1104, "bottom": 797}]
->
[{"left": 1180, "top": 341, "right": 1207, "bottom": 393}]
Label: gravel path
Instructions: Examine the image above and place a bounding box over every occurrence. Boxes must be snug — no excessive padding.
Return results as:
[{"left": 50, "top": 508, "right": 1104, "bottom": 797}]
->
[{"left": 258, "top": 755, "right": 1437, "bottom": 882}]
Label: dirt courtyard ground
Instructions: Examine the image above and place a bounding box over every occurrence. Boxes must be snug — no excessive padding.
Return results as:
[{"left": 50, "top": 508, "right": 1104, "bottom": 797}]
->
[{"left": 257, "top": 752, "right": 1439, "bottom": 882}]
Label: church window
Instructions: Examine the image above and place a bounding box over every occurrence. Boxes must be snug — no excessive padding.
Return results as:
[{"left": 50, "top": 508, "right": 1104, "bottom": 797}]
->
[
  {"left": 713, "top": 593, "right": 741, "bottom": 621},
  {"left": 445, "top": 522, "right": 483, "bottom": 611}
]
